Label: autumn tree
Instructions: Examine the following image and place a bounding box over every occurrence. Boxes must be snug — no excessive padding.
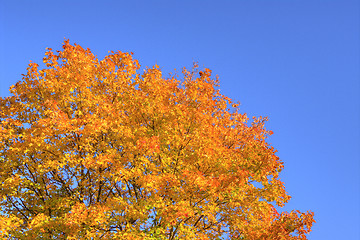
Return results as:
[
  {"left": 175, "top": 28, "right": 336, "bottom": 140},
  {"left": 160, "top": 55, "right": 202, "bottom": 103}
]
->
[{"left": 0, "top": 40, "right": 314, "bottom": 239}]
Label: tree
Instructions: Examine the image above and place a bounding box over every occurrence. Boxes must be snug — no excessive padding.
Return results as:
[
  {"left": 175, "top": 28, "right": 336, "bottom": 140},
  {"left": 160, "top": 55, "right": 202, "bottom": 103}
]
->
[{"left": 0, "top": 40, "right": 314, "bottom": 239}]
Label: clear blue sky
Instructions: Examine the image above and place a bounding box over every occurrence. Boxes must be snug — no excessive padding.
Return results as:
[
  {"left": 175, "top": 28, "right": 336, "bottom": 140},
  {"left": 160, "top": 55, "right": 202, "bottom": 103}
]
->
[{"left": 1, "top": 1, "right": 359, "bottom": 239}]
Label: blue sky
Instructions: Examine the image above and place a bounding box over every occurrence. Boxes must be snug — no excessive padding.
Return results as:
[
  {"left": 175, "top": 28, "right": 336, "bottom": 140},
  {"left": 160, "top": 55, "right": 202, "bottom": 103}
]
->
[{"left": 0, "top": 1, "right": 359, "bottom": 239}]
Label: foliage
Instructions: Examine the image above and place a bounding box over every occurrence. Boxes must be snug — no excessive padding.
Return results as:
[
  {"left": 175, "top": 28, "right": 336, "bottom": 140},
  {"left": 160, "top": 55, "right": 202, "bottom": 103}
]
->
[{"left": 0, "top": 40, "right": 314, "bottom": 239}]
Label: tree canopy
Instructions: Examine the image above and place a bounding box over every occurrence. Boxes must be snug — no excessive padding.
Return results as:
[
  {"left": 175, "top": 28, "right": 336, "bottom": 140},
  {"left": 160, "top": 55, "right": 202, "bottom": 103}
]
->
[{"left": 0, "top": 40, "right": 314, "bottom": 239}]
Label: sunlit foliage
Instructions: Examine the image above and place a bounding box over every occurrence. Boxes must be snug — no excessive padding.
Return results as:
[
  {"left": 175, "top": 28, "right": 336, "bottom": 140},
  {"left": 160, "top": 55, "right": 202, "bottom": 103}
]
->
[{"left": 0, "top": 40, "right": 314, "bottom": 239}]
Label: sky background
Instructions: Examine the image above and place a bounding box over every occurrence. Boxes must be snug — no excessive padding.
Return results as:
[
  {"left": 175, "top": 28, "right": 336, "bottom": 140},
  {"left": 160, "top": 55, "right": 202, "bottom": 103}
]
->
[{"left": 0, "top": 1, "right": 359, "bottom": 239}]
